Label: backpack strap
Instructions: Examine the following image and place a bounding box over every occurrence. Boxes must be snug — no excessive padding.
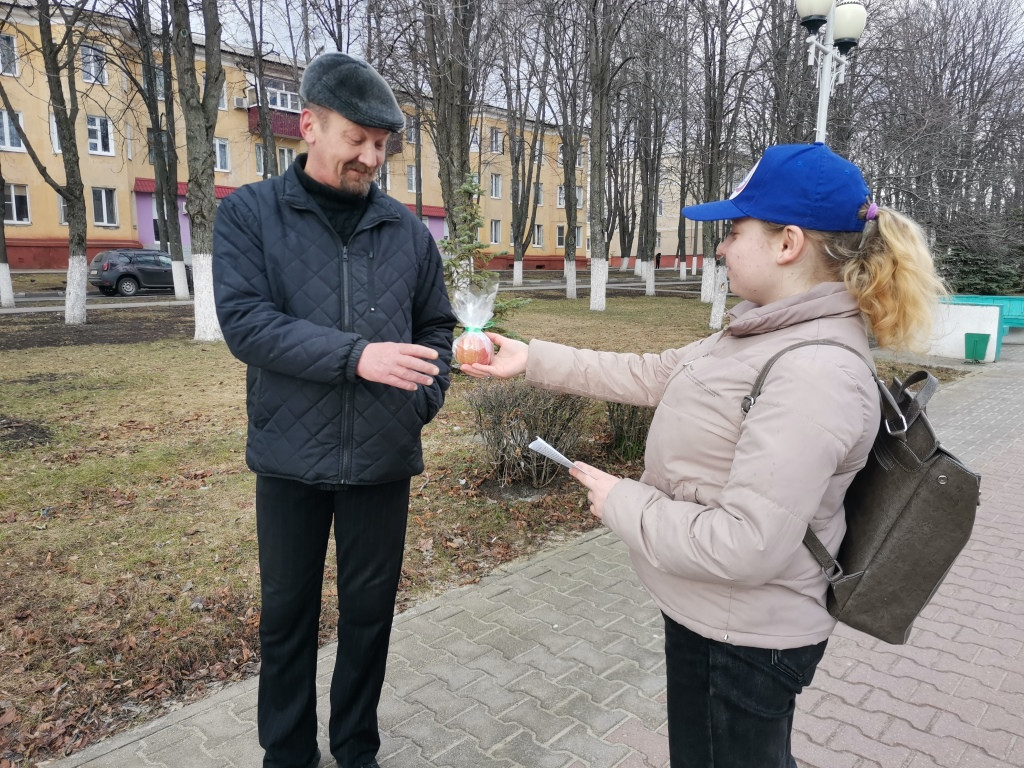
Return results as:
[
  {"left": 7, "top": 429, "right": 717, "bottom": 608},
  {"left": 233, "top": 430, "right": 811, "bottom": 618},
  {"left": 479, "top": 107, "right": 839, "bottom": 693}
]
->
[{"left": 739, "top": 339, "right": 909, "bottom": 585}]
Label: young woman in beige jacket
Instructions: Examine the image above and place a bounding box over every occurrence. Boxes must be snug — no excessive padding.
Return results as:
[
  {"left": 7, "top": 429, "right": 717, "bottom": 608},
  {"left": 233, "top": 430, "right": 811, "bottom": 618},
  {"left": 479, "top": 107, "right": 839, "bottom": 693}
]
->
[{"left": 461, "top": 143, "right": 945, "bottom": 768}]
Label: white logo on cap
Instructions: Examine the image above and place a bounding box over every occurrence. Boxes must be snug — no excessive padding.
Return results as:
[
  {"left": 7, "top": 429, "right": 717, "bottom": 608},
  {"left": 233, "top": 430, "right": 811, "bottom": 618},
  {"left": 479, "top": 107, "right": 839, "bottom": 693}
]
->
[{"left": 729, "top": 159, "right": 760, "bottom": 199}]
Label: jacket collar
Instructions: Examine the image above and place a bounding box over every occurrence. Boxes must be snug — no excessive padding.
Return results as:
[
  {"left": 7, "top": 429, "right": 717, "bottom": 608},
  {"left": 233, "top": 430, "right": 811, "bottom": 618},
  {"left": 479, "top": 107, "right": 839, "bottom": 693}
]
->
[
  {"left": 281, "top": 154, "right": 402, "bottom": 231},
  {"left": 727, "top": 282, "right": 862, "bottom": 338}
]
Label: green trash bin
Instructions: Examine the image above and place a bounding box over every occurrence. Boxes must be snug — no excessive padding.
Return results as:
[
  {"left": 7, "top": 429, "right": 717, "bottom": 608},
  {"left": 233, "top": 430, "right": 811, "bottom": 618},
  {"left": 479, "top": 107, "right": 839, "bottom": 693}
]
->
[{"left": 964, "top": 332, "right": 990, "bottom": 362}]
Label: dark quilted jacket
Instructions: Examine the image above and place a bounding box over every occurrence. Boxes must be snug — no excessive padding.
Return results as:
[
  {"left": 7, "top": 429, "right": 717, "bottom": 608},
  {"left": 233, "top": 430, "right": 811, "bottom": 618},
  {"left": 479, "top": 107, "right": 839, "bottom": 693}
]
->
[{"left": 212, "top": 162, "right": 456, "bottom": 485}]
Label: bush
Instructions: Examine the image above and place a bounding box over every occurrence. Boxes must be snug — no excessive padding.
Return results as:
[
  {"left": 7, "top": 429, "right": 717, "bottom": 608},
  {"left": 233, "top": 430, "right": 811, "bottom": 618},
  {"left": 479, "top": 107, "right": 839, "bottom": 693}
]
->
[
  {"left": 467, "top": 378, "right": 589, "bottom": 487},
  {"left": 606, "top": 402, "right": 655, "bottom": 462},
  {"left": 937, "top": 246, "right": 1022, "bottom": 295}
]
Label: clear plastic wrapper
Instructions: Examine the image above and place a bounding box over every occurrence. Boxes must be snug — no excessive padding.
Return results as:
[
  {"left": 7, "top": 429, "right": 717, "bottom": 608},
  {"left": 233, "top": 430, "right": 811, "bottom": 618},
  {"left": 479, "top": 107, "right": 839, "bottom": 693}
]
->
[{"left": 451, "top": 280, "right": 498, "bottom": 366}]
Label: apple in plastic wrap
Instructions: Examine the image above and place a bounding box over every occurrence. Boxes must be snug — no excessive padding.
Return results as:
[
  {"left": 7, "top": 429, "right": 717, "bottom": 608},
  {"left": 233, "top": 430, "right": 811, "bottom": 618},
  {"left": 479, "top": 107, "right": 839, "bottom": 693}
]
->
[{"left": 454, "top": 331, "right": 494, "bottom": 366}]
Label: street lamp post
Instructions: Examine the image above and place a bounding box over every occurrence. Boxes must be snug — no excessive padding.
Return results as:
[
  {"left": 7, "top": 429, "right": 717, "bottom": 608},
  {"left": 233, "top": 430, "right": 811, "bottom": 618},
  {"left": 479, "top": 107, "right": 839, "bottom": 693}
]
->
[{"left": 795, "top": 0, "right": 867, "bottom": 144}]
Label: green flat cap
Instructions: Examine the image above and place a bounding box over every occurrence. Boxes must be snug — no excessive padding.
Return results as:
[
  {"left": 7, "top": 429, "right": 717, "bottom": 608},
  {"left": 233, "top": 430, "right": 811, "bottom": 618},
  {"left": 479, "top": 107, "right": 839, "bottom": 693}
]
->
[{"left": 299, "top": 52, "right": 404, "bottom": 133}]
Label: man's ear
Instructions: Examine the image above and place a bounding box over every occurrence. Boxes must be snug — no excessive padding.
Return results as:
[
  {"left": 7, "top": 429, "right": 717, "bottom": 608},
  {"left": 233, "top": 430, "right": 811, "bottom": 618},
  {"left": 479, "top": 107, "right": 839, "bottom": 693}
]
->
[
  {"left": 777, "top": 225, "right": 806, "bottom": 266},
  {"left": 298, "top": 108, "right": 318, "bottom": 144}
]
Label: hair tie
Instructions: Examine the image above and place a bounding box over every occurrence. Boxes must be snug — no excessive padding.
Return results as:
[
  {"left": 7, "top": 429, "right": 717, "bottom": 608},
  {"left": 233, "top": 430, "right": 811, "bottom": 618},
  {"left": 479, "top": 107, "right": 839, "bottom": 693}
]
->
[{"left": 865, "top": 202, "right": 879, "bottom": 221}]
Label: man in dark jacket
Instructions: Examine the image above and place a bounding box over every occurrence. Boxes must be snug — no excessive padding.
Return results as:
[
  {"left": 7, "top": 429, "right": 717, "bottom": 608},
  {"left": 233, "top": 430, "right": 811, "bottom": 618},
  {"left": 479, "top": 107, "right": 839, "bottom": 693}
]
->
[{"left": 212, "top": 53, "right": 456, "bottom": 768}]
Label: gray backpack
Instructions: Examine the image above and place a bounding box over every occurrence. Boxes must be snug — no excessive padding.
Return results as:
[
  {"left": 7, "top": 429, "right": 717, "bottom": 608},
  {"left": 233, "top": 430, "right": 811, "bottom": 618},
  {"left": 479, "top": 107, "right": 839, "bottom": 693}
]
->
[{"left": 743, "top": 340, "right": 981, "bottom": 644}]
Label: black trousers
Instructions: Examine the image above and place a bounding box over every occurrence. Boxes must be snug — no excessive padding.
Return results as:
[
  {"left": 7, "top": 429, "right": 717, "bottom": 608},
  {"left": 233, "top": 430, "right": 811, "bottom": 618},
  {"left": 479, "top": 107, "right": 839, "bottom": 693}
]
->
[
  {"left": 663, "top": 614, "right": 827, "bottom": 768},
  {"left": 255, "top": 475, "right": 410, "bottom": 768}
]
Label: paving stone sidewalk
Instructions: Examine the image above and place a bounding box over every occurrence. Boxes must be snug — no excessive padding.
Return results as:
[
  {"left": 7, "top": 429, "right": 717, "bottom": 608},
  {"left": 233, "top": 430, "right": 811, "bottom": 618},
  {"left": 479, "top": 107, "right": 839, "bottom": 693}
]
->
[{"left": 46, "top": 339, "right": 1024, "bottom": 768}]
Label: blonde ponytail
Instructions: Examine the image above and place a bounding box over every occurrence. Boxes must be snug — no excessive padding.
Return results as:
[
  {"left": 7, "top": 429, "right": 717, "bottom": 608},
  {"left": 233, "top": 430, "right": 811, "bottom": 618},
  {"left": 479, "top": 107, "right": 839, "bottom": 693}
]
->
[{"left": 804, "top": 205, "right": 947, "bottom": 353}]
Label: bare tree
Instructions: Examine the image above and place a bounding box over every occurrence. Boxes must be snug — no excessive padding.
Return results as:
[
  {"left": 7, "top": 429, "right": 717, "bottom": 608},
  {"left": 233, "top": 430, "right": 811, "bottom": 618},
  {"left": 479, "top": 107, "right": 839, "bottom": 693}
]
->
[
  {"left": 586, "top": 0, "right": 638, "bottom": 311},
  {"left": 170, "top": 0, "right": 226, "bottom": 340},
  {"left": 538, "top": 0, "right": 590, "bottom": 297},
  {"left": 0, "top": 0, "right": 99, "bottom": 324},
  {"left": 116, "top": 0, "right": 188, "bottom": 299},
  {"left": 0, "top": 156, "right": 12, "bottom": 307},
  {"left": 233, "top": 0, "right": 280, "bottom": 179},
  {"left": 495, "top": 0, "right": 550, "bottom": 287}
]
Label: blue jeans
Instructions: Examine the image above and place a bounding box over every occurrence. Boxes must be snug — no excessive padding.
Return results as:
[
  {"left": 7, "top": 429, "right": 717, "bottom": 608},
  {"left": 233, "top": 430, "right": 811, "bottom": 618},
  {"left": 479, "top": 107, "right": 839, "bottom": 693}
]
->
[
  {"left": 255, "top": 476, "right": 410, "bottom": 768},
  {"left": 663, "top": 613, "right": 827, "bottom": 768}
]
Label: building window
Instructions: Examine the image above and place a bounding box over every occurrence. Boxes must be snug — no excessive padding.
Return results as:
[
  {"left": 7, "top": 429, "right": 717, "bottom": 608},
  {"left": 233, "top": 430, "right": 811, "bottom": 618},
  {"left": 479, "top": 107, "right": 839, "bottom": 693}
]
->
[
  {"left": 0, "top": 110, "right": 23, "bottom": 151},
  {"left": 490, "top": 127, "right": 502, "bottom": 153},
  {"left": 213, "top": 138, "right": 229, "bottom": 171},
  {"left": 490, "top": 173, "right": 502, "bottom": 199},
  {"left": 202, "top": 72, "right": 227, "bottom": 109},
  {"left": 469, "top": 126, "right": 479, "bottom": 151},
  {"left": 533, "top": 224, "right": 543, "bottom": 247},
  {"left": 406, "top": 116, "right": 419, "bottom": 145},
  {"left": 576, "top": 186, "right": 584, "bottom": 209},
  {"left": 144, "top": 67, "right": 166, "bottom": 101},
  {"left": 4, "top": 183, "right": 28, "bottom": 223},
  {"left": 490, "top": 219, "right": 501, "bottom": 244},
  {"left": 376, "top": 162, "right": 389, "bottom": 188},
  {"left": 658, "top": 198, "right": 665, "bottom": 217},
  {"left": 534, "top": 183, "right": 543, "bottom": 205},
  {"left": 49, "top": 113, "right": 62, "bottom": 153},
  {"left": 576, "top": 226, "right": 583, "bottom": 247},
  {"left": 556, "top": 225, "right": 565, "bottom": 248},
  {"left": 531, "top": 140, "right": 543, "bottom": 165},
  {"left": 557, "top": 185, "right": 565, "bottom": 209},
  {"left": 255, "top": 144, "right": 266, "bottom": 175},
  {"left": 557, "top": 145, "right": 582, "bottom": 167},
  {"left": 92, "top": 187, "right": 117, "bottom": 225},
  {"left": 81, "top": 44, "right": 107, "bottom": 84},
  {"left": 587, "top": 236, "right": 591, "bottom": 251},
  {"left": 656, "top": 232, "right": 662, "bottom": 248},
  {"left": 0, "top": 34, "right": 17, "bottom": 76},
  {"left": 86, "top": 115, "right": 114, "bottom": 155},
  {"left": 265, "top": 77, "right": 300, "bottom": 112},
  {"left": 510, "top": 223, "right": 515, "bottom": 246},
  {"left": 278, "top": 146, "right": 295, "bottom": 170},
  {"left": 407, "top": 165, "right": 419, "bottom": 193},
  {"left": 58, "top": 194, "right": 69, "bottom": 226}
]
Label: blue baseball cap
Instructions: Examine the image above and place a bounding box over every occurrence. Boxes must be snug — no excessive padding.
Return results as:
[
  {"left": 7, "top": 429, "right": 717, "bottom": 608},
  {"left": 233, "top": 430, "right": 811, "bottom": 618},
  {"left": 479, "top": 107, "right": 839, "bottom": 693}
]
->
[{"left": 682, "top": 143, "right": 871, "bottom": 232}]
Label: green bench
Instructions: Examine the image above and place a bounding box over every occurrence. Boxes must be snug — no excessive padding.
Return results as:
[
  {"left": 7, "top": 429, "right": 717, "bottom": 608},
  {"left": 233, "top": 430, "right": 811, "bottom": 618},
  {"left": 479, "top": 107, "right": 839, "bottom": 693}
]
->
[{"left": 944, "top": 295, "right": 1024, "bottom": 360}]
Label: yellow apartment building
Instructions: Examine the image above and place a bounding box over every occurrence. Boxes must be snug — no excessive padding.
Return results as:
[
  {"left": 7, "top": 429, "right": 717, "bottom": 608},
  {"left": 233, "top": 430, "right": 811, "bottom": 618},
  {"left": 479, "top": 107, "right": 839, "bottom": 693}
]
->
[{"left": 1, "top": 2, "right": 594, "bottom": 272}]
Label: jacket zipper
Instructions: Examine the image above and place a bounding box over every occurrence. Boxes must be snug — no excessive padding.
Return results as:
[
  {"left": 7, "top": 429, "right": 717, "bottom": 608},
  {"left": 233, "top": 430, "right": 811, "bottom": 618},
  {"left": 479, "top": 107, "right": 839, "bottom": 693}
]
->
[{"left": 340, "top": 242, "right": 353, "bottom": 482}]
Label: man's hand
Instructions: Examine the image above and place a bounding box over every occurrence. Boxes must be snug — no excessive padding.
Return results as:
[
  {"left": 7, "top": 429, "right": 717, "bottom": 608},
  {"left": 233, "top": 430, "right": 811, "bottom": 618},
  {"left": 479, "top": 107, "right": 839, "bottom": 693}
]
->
[{"left": 356, "top": 342, "right": 440, "bottom": 391}]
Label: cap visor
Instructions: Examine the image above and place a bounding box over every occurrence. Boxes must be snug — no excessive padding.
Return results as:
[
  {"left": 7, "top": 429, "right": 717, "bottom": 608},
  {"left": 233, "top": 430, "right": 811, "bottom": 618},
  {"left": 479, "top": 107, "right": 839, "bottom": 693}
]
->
[{"left": 681, "top": 198, "right": 746, "bottom": 222}]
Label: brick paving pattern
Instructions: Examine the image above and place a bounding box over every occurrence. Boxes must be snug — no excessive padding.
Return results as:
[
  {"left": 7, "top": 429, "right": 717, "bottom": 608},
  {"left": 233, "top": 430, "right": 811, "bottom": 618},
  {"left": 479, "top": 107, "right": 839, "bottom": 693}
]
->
[{"left": 46, "top": 337, "right": 1024, "bottom": 768}]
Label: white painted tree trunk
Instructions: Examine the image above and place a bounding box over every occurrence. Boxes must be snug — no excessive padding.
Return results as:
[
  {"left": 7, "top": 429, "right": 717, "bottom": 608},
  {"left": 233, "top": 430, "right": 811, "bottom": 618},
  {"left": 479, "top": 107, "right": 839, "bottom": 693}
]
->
[
  {"left": 645, "top": 261, "right": 656, "bottom": 296},
  {"left": 0, "top": 263, "right": 13, "bottom": 307},
  {"left": 191, "top": 252, "right": 223, "bottom": 341},
  {"left": 678, "top": 259, "right": 686, "bottom": 280},
  {"left": 64, "top": 252, "right": 88, "bottom": 325},
  {"left": 512, "top": 260, "right": 523, "bottom": 287},
  {"left": 692, "top": 254, "right": 700, "bottom": 276},
  {"left": 709, "top": 264, "right": 729, "bottom": 329},
  {"left": 589, "top": 259, "right": 608, "bottom": 311},
  {"left": 633, "top": 259, "right": 642, "bottom": 276},
  {"left": 565, "top": 260, "right": 577, "bottom": 299},
  {"left": 619, "top": 255, "right": 630, "bottom": 271},
  {"left": 172, "top": 261, "right": 191, "bottom": 300},
  {"left": 701, "top": 257, "right": 716, "bottom": 302}
]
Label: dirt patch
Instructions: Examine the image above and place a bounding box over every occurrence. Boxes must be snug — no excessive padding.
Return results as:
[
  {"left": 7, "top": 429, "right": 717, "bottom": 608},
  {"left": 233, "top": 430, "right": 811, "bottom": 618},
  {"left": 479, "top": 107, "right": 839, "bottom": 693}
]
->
[
  {"left": 0, "top": 305, "right": 196, "bottom": 351},
  {"left": 0, "top": 416, "right": 53, "bottom": 450}
]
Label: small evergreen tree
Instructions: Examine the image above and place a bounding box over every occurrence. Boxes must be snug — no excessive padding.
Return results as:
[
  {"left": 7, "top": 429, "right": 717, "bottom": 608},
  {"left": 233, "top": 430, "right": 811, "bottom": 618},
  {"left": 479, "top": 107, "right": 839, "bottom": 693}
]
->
[{"left": 440, "top": 174, "right": 528, "bottom": 335}]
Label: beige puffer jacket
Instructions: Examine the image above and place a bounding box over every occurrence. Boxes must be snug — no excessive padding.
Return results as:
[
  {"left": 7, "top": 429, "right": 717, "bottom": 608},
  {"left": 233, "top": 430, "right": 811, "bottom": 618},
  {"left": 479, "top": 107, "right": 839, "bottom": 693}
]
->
[{"left": 526, "top": 283, "right": 880, "bottom": 649}]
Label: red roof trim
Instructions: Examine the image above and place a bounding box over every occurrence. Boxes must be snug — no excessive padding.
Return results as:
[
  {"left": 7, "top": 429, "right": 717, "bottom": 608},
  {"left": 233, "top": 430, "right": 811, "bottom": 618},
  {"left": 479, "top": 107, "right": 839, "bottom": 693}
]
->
[
  {"left": 133, "top": 178, "right": 237, "bottom": 199},
  {"left": 405, "top": 203, "right": 446, "bottom": 218}
]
